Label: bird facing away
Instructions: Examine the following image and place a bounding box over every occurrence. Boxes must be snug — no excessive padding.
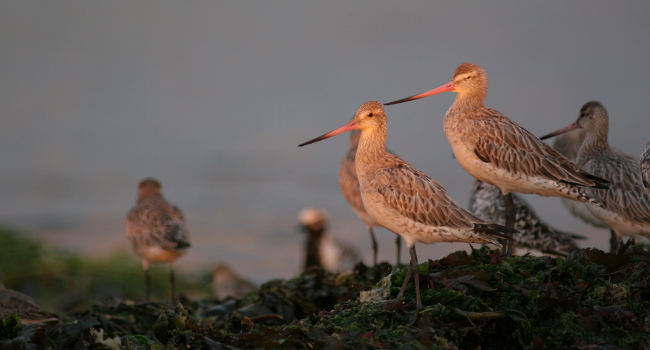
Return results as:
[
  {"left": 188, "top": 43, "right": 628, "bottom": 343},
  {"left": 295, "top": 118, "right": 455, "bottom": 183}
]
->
[
  {"left": 642, "top": 140, "right": 650, "bottom": 191},
  {"left": 299, "top": 101, "right": 513, "bottom": 309},
  {"left": 541, "top": 101, "right": 650, "bottom": 251},
  {"left": 339, "top": 130, "right": 402, "bottom": 266},
  {"left": 385, "top": 62, "right": 608, "bottom": 254},
  {"left": 469, "top": 180, "right": 585, "bottom": 256},
  {"left": 212, "top": 264, "right": 257, "bottom": 300},
  {"left": 126, "top": 178, "right": 190, "bottom": 302},
  {"left": 550, "top": 123, "right": 608, "bottom": 230},
  {"left": 298, "top": 208, "right": 361, "bottom": 273}
]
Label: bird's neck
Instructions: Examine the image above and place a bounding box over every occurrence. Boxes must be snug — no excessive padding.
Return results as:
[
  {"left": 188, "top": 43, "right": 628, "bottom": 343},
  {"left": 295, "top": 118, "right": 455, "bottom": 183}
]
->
[
  {"left": 579, "top": 127, "right": 610, "bottom": 159},
  {"left": 450, "top": 91, "right": 486, "bottom": 113},
  {"left": 355, "top": 126, "right": 388, "bottom": 169}
]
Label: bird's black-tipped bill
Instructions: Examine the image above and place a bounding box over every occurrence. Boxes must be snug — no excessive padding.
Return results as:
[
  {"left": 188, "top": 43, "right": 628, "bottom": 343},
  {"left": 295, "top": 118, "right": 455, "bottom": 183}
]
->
[
  {"left": 385, "top": 81, "right": 455, "bottom": 106},
  {"left": 539, "top": 122, "right": 579, "bottom": 140},
  {"left": 298, "top": 120, "right": 358, "bottom": 147}
]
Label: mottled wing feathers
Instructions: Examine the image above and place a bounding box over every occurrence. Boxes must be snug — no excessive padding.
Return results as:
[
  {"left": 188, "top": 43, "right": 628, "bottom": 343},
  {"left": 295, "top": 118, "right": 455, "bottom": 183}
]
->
[
  {"left": 641, "top": 141, "right": 650, "bottom": 191},
  {"left": 126, "top": 196, "right": 190, "bottom": 251},
  {"left": 372, "top": 157, "right": 484, "bottom": 230},
  {"left": 469, "top": 180, "right": 582, "bottom": 255},
  {"left": 472, "top": 109, "right": 608, "bottom": 188}
]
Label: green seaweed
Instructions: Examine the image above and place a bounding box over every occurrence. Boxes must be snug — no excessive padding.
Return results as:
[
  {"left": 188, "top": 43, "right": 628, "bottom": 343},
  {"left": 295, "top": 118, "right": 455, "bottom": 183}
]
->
[{"left": 1, "top": 227, "right": 649, "bottom": 349}]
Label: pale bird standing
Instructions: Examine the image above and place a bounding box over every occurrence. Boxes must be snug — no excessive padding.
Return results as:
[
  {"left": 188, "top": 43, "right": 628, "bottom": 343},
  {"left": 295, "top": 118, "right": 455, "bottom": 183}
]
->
[
  {"left": 541, "top": 101, "right": 650, "bottom": 251},
  {"left": 339, "top": 130, "right": 402, "bottom": 266},
  {"left": 126, "top": 178, "right": 190, "bottom": 301},
  {"left": 298, "top": 208, "right": 361, "bottom": 272},
  {"left": 212, "top": 264, "right": 256, "bottom": 300},
  {"left": 550, "top": 123, "right": 608, "bottom": 230},
  {"left": 299, "top": 101, "right": 513, "bottom": 309},
  {"left": 469, "top": 180, "right": 585, "bottom": 256},
  {"left": 385, "top": 62, "right": 608, "bottom": 255}
]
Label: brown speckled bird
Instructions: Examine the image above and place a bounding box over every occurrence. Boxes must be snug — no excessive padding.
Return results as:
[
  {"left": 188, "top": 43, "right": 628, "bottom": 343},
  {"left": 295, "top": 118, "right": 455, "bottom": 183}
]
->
[
  {"left": 126, "top": 178, "right": 190, "bottom": 301},
  {"left": 541, "top": 101, "right": 650, "bottom": 251},
  {"left": 299, "top": 101, "right": 513, "bottom": 309},
  {"left": 339, "top": 130, "right": 402, "bottom": 266},
  {"left": 385, "top": 62, "right": 608, "bottom": 255},
  {"left": 469, "top": 180, "right": 584, "bottom": 256}
]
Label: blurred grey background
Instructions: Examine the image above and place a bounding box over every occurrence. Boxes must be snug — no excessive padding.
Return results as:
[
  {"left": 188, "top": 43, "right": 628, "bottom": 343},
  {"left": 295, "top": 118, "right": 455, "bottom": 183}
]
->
[{"left": 1, "top": 1, "right": 648, "bottom": 282}]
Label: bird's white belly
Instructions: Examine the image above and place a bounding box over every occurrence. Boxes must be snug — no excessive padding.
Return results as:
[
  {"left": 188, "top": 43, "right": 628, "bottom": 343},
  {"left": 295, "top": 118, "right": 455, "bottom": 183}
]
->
[
  {"left": 450, "top": 141, "right": 558, "bottom": 196},
  {"left": 586, "top": 205, "right": 650, "bottom": 239}
]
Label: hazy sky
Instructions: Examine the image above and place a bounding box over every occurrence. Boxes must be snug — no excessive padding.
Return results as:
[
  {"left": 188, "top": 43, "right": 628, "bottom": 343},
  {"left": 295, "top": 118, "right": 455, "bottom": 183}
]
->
[{"left": 1, "top": 1, "right": 648, "bottom": 281}]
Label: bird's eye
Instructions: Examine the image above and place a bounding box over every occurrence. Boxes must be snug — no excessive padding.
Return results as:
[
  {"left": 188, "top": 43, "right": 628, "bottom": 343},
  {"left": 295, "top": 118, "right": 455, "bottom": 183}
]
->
[
  {"left": 466, "top": 75, "right": 471, "bottom": 80},
  {"left": 368, "top": 113, "right": 374, "bottom": 117}
]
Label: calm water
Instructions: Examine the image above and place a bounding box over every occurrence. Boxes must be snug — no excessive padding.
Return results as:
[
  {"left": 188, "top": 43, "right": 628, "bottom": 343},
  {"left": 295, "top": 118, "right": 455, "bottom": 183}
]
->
[{"left": 1, "top": 1, "right": 649, "bottom": 283}]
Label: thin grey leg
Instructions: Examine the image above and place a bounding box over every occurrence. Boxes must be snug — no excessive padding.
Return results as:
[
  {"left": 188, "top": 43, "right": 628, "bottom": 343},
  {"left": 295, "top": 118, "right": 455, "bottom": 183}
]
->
[{"left": 368, "top": 227, "right": 378, "bottom": 266}]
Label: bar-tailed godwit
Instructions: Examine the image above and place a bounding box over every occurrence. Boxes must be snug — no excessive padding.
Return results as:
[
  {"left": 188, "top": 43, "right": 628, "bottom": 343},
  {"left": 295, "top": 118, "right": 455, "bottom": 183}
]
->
[
  {"left": 299, "top": 101, "right": 513, "bottom": 308},
  {"left": 340, "top": 130, "right": 402, "bottom": 266},
  {"left": 385, "top": 62, "right": 608, "bottom": 254},
  {"left": 299, "top": 208, "right": 361, "bottom": 272},
  {"left": 549, "top": 122, "right": 607, "bottom": 230},
  {"left": 541, "top": 101, "right": 650, "bottom": 251},
  {"left": 469, "top": 180, "right": 584, "bottom": 256},
  {"left": 126, "top": 178, "right": 190, "bottom": 301}
]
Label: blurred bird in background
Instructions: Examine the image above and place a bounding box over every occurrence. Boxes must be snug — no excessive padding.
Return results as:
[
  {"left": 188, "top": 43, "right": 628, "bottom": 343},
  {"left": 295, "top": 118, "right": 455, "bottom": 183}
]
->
[{"left": 126, "top": 178, "right": 191, "bottom": 302}]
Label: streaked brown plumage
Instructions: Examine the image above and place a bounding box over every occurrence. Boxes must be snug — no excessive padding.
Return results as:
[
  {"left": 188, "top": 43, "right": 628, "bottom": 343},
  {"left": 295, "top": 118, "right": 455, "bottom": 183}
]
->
[
  {"left": 339, "top": 130, "right": 402, "bottom": 266},
  {"left": 126, "top": 178, "right": 190, "bottom": 301},
  {"left": 542, "top": 101, "right": 650, "bottom": 250},
  {"left": 469, "top": 180, "right": 584, "bottom": 256},
  {"left": 299, "top": 101, "right": 513, "bottom": 308},
  {"left": 385, "top": 63, "right": 608, "bottom": 254},
  {"left": 551, "top": 125, "right": 607, "bottom": 229},
  {"left": 642, "top": 140, "right": 650, "bottom": 191}
]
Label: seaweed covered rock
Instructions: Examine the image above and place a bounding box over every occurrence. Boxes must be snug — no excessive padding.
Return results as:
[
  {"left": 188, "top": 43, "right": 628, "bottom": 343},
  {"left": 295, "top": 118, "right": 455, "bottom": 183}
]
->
[{"left": 2, "top": 248, "right": 649, "bottom": 349}]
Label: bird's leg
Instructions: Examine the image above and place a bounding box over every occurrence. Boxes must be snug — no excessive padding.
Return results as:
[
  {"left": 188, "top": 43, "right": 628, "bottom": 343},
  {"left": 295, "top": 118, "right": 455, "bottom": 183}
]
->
[
  {"left": 169, "top": 262, "right": 176, "bottom": 304},
  {"left": 395, "top": 236, "right": 402, "bottom": 265},
  {"left": 368, "top": 227, "right": 378, "bottom": 267},
  {"left": 143, "top": 260, "right": 151, "bottom": 301},
  {"left": 410, "top": 246, "right": 422, "bottom": 309},
  {"left": 396, "top": 260, "right": 413, "bottom": 301},
  {"left": 617, "top": 238, "right": 634, "bottom": 255},
  {"left": 502, "top": 193, "right": 515, "bottom": 256},
  {"left": 609, "top": 229, "right": 619, "bottom": 253}
]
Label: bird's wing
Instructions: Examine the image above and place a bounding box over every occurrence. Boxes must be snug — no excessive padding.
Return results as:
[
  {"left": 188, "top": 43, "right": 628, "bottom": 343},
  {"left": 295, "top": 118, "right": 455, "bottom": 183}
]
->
[
  {"left": 371, "top": 159, "right": 481, "bottom": 230},
  {"left": 125, "top": 199, "right": 190, "bottom": 250},
  {"left": 582, "top": 155, "right": 650, "bottom": 223},
  {"left": 472, "top": 109, "right": 607, "bottom": 188}
]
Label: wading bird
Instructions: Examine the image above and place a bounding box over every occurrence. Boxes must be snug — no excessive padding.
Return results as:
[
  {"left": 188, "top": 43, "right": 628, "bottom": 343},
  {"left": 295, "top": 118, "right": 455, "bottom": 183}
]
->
[
  {"left": 385, "top": 63, "right": 608, "bottom": 255},
  {"left": 126, "top": 178, "right": 190, "bottom": 301},
  {"left": 340, "top": 130, "right": 402, "bottom": 266},
  {"left": 541, "top": 101, "right": 650, "bottom": 252},
  {"left": 299, "top": 101, "right": 512, "bottom": 309}
]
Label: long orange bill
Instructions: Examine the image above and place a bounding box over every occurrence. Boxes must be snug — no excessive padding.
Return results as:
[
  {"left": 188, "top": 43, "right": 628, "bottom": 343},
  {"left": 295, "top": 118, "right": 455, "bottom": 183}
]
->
[
  {"left": 539, "top": 122, "right": 580, "bottom": 140},
  {"left": 384, "top": 81, "right": 455, "bottom": 105},
  {"left": 298, "top": 120, "right": 358, "bottom": 147}
]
